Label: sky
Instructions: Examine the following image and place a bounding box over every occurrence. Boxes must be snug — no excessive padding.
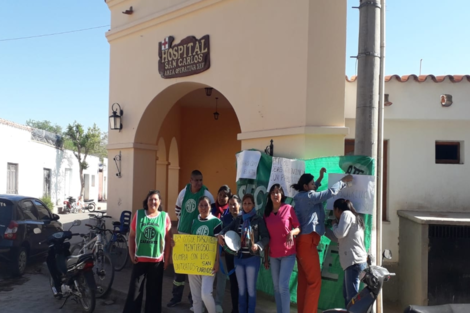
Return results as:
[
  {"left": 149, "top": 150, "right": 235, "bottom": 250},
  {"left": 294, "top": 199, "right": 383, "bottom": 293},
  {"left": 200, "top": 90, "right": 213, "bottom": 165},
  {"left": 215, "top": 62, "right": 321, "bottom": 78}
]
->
[{"left": 1, "top": 0, "right": 469, "bottom": 132}]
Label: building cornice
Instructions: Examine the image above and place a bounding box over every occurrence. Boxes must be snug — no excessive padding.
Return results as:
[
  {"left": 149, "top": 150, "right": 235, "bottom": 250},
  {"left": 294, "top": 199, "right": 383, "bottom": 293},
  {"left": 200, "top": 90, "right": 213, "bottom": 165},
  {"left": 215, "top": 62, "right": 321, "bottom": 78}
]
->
[
  {"left": 237, "top": 126, "right": 349, "bottom": 140},
  {"left": 105, "top": 0, "right": 224, "bottom": 42},
  {"left": 107, "top": 142, "right": 158, "bottom": 151}
]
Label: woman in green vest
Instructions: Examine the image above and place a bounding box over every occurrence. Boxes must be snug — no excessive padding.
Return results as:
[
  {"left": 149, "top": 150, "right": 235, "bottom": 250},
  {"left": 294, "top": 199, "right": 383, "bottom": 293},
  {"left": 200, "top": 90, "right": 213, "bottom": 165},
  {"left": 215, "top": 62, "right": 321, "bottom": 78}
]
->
[
  {"left": 175, "top": 195, "right": 222, "bottom": 313},
  {"left": 123, "top": 190, "right": 172, "bottom": 313}
]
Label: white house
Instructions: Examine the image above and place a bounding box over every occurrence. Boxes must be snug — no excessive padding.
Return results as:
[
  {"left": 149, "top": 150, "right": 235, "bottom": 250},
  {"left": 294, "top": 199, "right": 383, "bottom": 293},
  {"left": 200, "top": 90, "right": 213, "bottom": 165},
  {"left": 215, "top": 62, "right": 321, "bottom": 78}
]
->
[
  {"left": 0, "top": 118, "right": 108, "bottom": 212},
  {"left": 345, "top": 74, "right": 470, "bottom": 305}
]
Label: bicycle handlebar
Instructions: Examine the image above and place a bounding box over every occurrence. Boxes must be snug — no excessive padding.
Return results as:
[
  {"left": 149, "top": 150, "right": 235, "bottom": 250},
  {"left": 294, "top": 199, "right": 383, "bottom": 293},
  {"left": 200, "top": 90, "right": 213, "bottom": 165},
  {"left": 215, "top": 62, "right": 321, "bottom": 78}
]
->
[{"left": 88, "top": 214, "right": 112, "bottom": 219}]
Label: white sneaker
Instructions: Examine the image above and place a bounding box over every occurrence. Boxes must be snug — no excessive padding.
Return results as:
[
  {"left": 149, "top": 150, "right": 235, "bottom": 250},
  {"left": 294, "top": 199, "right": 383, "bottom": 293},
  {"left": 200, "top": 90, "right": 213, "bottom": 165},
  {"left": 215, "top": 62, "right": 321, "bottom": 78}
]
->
[{"left": 216, "top": 304, "right": 223, "bottom": 313}]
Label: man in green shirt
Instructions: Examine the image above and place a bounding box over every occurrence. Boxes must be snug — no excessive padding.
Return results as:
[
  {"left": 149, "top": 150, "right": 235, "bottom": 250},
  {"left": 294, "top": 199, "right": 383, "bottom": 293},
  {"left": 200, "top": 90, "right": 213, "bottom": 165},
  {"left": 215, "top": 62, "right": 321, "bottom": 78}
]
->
[{"left": 167, "top": 170, "right": 215, "bottom": 308}]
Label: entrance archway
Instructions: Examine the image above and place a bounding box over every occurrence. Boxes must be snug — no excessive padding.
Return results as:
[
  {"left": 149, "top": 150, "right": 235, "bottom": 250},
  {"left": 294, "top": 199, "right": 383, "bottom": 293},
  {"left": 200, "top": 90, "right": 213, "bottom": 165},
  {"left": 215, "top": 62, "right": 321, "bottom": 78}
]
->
[{"left": 135, "top": 83, "right": 242, "bottom": 220}]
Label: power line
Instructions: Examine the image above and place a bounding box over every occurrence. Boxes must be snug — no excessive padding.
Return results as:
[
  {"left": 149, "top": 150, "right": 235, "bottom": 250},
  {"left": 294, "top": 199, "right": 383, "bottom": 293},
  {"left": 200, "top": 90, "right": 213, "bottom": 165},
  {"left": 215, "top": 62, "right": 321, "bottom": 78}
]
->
[{"left": 0, "top": 25, "right": 110, "bottom": 42}]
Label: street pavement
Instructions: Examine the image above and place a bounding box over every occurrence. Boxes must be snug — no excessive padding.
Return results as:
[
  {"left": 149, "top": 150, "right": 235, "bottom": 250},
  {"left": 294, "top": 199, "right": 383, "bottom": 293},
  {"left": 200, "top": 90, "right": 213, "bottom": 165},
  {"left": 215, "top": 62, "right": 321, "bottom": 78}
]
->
[
  {"left": 0, "top": 203, "right": 403, "bottom": 313},
  {"left": 0, "top": 262, "right": 121, "bottom": 313}
]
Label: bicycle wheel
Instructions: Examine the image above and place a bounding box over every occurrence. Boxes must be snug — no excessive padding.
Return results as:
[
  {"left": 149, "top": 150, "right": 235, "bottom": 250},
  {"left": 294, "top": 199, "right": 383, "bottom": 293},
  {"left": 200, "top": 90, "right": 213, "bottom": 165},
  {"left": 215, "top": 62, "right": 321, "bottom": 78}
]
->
[
  {"left": 108, "top": 233, "right": 129, "bottom": 271},
  {"left": 75, "top": 272, "right": 96, "bottom": 313},
  {"left": 93, "top": 249, "right": 114, "bottom": 298}
]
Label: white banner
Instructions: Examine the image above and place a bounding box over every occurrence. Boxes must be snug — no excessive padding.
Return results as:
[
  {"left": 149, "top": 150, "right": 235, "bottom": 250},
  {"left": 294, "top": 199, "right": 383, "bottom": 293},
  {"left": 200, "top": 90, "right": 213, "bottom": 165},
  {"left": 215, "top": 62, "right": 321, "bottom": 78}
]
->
[
  {"left": 326, "top": 173, "right": 375, "bottom": 215},
  {"left": 236, "top": 150, "right": 262, "bottom": 181},
  {"left": 267, "top": 157, "right": 305, "bottom": 198}
]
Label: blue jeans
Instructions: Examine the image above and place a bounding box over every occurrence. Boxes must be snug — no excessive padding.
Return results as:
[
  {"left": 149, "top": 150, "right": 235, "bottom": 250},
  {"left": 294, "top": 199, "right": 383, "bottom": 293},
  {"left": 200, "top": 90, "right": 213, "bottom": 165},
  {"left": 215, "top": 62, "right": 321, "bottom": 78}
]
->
[
  {"left": 343, "top": 262, "right": 367, "bottom": 307},
  {"left": 270, "top": 254, "right": 296, "bottom": 313},
  {"left": 234, "top": 256, "right": 260, "bottom": 313}
]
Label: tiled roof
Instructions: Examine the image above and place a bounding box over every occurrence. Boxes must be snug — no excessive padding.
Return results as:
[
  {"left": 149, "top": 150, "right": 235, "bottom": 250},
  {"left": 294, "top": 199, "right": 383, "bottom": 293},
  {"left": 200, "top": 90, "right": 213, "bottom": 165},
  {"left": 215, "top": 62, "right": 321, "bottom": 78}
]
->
[
  {"left": 346, "top": 75, "right": 470, "bottom": 83},
  {"left": 0, "top": 118, "right": 31, "bottom": 132}
]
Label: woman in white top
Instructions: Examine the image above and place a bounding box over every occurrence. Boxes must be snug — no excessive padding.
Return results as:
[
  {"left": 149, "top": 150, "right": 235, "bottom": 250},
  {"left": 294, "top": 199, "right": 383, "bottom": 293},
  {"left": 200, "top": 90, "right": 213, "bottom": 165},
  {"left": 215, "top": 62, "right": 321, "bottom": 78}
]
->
[{"left": 332, "top": 199, "right": 368, "bottom": 307}]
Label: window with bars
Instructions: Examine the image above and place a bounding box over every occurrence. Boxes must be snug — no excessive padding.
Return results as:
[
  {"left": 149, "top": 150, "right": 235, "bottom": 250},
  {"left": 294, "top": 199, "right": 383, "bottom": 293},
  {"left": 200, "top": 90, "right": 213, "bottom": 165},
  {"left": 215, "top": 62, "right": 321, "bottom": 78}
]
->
[
  {"left": 43, "top": 168, "right": 51, "bottom": 197},
  {"left": 7, "top": 163, "right": 18, "bottom": 194}
]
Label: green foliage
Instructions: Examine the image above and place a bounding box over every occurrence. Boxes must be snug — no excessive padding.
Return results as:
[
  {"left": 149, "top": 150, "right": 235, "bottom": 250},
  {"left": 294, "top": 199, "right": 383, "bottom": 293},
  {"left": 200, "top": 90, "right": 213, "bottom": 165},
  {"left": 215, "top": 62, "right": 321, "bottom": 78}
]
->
[
  {"left": 40, "top": 195, "right": 54, "bottom": 211},
  {"left": 64, "top": 122, "right": 103, "bottom": 197},
  {"left": 64, "top": 122, "right": 101, "bottom": 168},
  {"left": 26, "top": 119, "right": 63, "bottom": 134}
]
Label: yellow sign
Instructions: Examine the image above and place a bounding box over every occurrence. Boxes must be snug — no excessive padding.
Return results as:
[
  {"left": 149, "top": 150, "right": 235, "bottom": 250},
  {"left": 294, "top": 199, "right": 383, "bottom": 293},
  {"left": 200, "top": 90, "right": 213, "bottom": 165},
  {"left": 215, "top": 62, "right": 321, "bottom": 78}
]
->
[{"left": 172, "top": 234, "right": 217, "bottom": 276}]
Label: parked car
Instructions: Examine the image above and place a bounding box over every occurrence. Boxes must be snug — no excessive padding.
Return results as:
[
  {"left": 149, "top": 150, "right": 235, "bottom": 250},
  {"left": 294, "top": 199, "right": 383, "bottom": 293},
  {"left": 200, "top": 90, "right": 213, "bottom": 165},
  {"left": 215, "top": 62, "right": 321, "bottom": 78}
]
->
[{"left": 0, "top": 194, "right": 62, "bottom": 276}]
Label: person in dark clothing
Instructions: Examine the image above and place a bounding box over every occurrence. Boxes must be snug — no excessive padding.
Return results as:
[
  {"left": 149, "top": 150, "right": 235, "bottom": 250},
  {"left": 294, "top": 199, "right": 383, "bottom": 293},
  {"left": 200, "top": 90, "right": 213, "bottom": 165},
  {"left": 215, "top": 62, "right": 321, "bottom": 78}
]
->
[{"left": 221, "top": 194, "right": 242, "bottom": 313}]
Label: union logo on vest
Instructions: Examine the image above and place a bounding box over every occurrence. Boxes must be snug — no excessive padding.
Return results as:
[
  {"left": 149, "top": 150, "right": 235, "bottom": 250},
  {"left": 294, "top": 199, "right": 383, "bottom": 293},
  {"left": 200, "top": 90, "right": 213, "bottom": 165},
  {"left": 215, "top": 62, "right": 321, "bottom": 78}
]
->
[
  {"left": 185, "top": 199, "right": 197, "bottom": 213},
  {"left": 143, "top": 226, "right": 157, "bottom": 239},
  {"left": 196, "top": 225, "right": 209, "bottom": 236}
]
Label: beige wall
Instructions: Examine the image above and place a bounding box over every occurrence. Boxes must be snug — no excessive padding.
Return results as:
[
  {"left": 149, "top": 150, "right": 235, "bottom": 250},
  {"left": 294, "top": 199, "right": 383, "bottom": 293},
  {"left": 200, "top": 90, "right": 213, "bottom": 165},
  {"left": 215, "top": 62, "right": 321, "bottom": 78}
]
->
[
  {"left": 106, "top": 0, "right": 348, "bottom": 219},
  {"left": 179, "top": 106, "right": 241, "bottom": 194},
  {"left": 345, "top": 78, "right": 470, "bottom": 262}
]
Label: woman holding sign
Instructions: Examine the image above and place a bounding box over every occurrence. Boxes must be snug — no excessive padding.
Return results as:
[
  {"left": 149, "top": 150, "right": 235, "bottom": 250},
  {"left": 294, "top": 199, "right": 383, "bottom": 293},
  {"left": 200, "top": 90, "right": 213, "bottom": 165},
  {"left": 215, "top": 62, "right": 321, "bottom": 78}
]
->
[
  {"left": 332, "top": 199, "right": 367, "bottom": 307},
  {"left": 263, "top": 184, "right": 300, "bottom": 313},
  {"left": 186, "top": 196, "right": 222, "bottom": 313},
  {"left": 218, "top": 194, "right": 270, "bottom": 313},
  {"left": 291, "top": 172, "right": 353, "bottom": 313},
  {"left": 123, "top": 190, "right": 172, "bottom": 313}
]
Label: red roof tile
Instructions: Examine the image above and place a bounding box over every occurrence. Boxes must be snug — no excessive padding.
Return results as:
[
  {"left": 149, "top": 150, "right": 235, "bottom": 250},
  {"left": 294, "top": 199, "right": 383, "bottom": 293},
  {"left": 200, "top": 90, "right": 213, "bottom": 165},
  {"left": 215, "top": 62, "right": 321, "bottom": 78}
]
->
[{"left": 346, "top": 75, "right": 470, "bottom": 83}]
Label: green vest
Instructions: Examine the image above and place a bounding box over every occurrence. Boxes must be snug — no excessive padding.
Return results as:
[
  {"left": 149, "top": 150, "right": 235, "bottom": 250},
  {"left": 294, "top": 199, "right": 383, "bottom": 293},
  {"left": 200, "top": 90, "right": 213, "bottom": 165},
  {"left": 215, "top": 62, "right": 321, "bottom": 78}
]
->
[
  {"left": 191, "top": 216, "right": 222, "bottom": 237},
  {"left": 135, "top": 209, "right": 166, "bottom": 259},
  {"left": 177, "top": 184, "right": 207, "bottom": 234}
]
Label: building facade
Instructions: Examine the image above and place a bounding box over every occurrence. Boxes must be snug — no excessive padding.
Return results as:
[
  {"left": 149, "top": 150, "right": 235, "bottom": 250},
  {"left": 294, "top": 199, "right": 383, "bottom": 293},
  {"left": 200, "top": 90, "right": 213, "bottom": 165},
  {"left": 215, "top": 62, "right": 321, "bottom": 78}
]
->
[
  {"left": 105, "top": 0, "right": 347, "bottom": 219},
  {"left": 0, "top": 119, "right": 107, "bottom": 211},
  {"left": 346, "top": 74, "right": 470, "bottom": 303}
]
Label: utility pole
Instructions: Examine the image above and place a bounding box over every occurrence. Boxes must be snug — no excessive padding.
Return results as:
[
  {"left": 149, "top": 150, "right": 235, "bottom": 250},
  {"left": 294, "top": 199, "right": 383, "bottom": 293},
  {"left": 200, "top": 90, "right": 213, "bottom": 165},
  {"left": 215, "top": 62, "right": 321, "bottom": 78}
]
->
[
  {"left": 354, "top": 0, "right": 381, "bottom": 159},
  {"left": 354, "top": 0, "right": 383, "bottom": 312}
]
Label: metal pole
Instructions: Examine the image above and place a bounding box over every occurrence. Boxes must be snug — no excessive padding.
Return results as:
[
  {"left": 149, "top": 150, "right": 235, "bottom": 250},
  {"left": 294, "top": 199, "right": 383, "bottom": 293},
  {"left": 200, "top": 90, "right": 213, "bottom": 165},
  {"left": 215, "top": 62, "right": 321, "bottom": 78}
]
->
[
  {"left": 354, "top": 1, "right": 381, "bottom": 311},
  {"left": 376, "top": 0, "right": 386, "bottom": 312}
]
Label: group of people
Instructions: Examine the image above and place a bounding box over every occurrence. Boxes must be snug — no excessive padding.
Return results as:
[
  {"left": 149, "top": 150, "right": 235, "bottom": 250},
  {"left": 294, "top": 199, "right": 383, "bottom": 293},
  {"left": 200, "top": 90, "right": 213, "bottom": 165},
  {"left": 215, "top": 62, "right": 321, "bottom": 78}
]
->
[{"left": 123, "top": 169, "right": 368, "bottom": 313}]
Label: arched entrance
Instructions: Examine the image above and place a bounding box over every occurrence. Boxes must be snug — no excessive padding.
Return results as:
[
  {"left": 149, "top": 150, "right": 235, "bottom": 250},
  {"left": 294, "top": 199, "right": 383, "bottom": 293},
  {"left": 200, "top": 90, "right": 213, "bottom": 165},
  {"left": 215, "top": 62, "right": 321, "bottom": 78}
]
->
[{"left": 138, "top": 83, "right": 241, "bottom": 220}]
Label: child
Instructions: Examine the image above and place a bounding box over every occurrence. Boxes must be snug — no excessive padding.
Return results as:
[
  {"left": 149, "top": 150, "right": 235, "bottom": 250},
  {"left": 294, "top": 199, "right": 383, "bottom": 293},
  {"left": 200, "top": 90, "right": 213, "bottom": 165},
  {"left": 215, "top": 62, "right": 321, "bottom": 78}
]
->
[{"left": 332, "top": 199, "right": 368, "bottom": 307}]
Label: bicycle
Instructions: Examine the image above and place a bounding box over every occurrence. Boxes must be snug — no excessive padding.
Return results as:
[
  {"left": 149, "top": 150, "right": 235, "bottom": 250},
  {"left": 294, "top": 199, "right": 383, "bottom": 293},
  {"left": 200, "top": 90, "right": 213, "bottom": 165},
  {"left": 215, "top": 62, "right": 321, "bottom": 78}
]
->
[
  {"left": 107, "top": 224, "right": 129, "bottom": 272},
  {"left": 70, "top": 220, "right": 115, "bottom": 298},
  {"left": 86, "top": 212, "right": 129, "bottom": 271}
]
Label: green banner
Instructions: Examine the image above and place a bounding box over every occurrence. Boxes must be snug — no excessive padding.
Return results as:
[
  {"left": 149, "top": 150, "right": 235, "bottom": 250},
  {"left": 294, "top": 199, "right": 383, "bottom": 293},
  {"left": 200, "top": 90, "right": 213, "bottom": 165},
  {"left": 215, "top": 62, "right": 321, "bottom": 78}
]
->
[{"left": 236, "top": 151, "right": 375, "bottom": 310}]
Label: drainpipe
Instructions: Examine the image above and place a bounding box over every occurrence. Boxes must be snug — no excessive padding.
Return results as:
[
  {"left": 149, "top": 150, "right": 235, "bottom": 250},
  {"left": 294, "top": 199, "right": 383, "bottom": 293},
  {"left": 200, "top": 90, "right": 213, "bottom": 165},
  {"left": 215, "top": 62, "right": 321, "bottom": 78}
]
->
[{"left": 376, "top": 0, "right": 386, "bottom": 312}]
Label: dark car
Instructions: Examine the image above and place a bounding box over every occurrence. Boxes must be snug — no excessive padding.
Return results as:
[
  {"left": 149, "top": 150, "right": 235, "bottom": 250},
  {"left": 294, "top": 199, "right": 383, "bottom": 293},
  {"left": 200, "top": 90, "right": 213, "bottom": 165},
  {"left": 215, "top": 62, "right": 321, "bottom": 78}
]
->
[{"left": 0, "top": 194, "right": 62, "bottom": 276}]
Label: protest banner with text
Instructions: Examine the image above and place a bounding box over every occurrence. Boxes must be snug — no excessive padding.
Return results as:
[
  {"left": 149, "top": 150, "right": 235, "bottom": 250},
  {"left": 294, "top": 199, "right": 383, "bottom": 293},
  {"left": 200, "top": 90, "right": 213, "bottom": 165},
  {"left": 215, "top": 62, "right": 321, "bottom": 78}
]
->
[
  {"left": 236, "top": 152, "right": 375, "bottom": 309},
  {"left": 172, "top": 234, "right": 217, "bottom": 276}
]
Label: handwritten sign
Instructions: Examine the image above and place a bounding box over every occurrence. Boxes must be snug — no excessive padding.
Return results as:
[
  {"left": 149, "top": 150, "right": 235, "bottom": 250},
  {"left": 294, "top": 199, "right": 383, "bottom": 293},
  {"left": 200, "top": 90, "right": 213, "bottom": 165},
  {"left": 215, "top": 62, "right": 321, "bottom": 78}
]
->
[
  {"left": 326, "top": 174, "right": 375, "bottom": 214},
  {"left": 267, "top": 157, "right": 305, "bottom": 198},
  {"left": 236, "top": 150, "right": 262, "bottom": 181},
  {"left": 172, "top": 234, "right": 217, "bottom": 276}
]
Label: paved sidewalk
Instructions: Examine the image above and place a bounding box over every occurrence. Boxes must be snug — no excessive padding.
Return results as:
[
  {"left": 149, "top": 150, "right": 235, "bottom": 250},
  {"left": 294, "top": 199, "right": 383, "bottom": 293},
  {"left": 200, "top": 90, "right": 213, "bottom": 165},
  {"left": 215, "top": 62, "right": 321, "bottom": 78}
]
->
[{"left": 109, "top": 262, "right": 299, "bottom": 313}]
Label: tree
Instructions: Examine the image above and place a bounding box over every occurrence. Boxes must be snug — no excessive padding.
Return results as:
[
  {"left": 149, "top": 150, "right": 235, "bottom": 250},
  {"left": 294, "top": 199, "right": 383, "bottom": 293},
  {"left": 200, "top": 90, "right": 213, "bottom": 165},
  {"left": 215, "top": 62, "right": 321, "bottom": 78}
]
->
[
  {"left": 64, "top": 122, "right": 101, "bottom": 198},
  {"left": 26, "top": 119, "right": 63, "bottom": 134}
]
